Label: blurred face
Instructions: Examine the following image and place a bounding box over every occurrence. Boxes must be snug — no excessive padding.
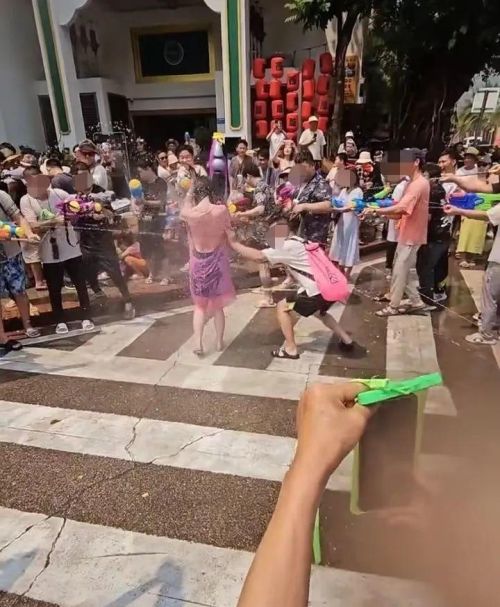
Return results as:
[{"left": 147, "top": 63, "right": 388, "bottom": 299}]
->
[
  {"left": 22, "top": 154, "right": 36, "bottom": 166},
  {"left": 26, "top": 174, "right": 50, "bottom": 199},
  {"left": 46, "top": 165, "right": 60, "bottom": 177},
  {"left": 309, "top": 120, "right": 318, "bottom": 133},
  {"left": 236, "top": 143, "right": 248, "bottom": 157},
  {"left": 157, "top": 153, "right": 168, "bottom": 167},
  {"left": 284, "top": 143, "right": 293, "bottom": 158},
  {"left": 74, "top": 170, "right": 93, "bottom": 192},
  {"left": 463, "top": 154, "right": 477, "bottom": 170},
  {"left": 301, "top": 161, "right": 316, "bottom": 180},
  {"left": 438, "top": 154, "right": 455, "bottom": 173},
  {"left": 178, "top": 149, "right": 194, "bottom": 166},
  {"left": 166, "top": 142, "right": 177, "bottom": 153},
  {"left": 275, "top": 120, "right": 283, "bottom": 132},
  {"left": 136, "top": 141, "right": 145, "bottom": 152},
  {"left": 245, "top": 174, "right": 258, "bottom": 188},
  {"left": 258, "top": 155, "right": 268, "bottom": 169}
]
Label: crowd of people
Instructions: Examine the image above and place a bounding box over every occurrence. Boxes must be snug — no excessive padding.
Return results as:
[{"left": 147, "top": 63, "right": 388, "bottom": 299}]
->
[{"left": 1, "top": 122, "right": 499, "bottom": 354}]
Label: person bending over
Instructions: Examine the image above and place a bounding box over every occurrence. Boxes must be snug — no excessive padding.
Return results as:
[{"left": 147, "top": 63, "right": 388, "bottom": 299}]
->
[{"left": 229, "top": 214, "right": 354, "bottom": 359}]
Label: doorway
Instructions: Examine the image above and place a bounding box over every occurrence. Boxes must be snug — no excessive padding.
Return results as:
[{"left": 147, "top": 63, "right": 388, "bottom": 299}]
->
[{"left": 132, "top": 111, "right": 216, "bottom": 151}]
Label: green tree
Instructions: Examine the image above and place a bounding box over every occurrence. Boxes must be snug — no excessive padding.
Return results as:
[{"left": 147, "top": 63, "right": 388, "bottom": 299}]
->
[
  {"left": 286, "top": 0, "right": 374, "bottom": 149},
  {"left": 369, "top": 0, "right": 500, "bottom": 153}
]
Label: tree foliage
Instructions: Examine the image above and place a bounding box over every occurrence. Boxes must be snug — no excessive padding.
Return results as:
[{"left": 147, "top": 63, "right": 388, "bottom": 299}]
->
[{"left": 286, "top": 0, "right": 500, "bottom": 152}]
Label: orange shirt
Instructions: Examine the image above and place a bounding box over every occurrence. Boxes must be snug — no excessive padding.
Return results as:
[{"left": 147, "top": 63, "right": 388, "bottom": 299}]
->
[{"left": 397, "top": 174, "right": 430, "bottom": 246}]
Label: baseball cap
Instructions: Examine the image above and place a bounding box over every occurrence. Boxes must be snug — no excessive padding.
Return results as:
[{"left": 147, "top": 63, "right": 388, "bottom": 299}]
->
[{"left": 309, "top": 115, "right": 319, "bottom": 123}]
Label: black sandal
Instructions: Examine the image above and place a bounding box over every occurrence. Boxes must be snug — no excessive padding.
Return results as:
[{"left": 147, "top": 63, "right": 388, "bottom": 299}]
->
[
  {"left": 0, "top": 339, "right": 23, "bottom": 352},
  {"left": 271, "top": 347, "right": 300, "bottom": 360},
  {"left": 373, "top": 294, "right": 391, "bottom": 303}
]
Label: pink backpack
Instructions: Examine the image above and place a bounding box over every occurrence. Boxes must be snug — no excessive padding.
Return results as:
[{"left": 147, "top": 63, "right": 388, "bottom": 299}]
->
[{"left": 304, "top": 242, "right": 349, "bottom": 302}]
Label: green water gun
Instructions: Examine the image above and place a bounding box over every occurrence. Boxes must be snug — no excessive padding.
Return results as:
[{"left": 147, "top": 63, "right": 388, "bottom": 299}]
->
[{"left": 355, "top": 372, "right": 443, "bottom": 406}]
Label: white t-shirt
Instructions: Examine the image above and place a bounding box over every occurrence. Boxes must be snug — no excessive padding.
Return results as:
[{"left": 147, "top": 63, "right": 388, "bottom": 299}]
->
[
  {"left": 268, "top": 131, "right": 286, "bottom": 160},
  {"left": 487, "top": 205, "right": 500, "bottom": 264},
  {"left": 263, "top": 237, "right": 319, "bottom": 296},
  {"left": 20, "top": 189, "right": 82, "bottom": 264},
  {"left": 387, "top": 178, "right": 410, "bottom": 242},
  {"left": 91, "top": 164, "right": 109, "bottom": 190},
  {"left": 456, "top": 166, "right": 477, "bottom": 177},
  {"left": 299, "top": 129, "right": 326, "bottom": 161}
]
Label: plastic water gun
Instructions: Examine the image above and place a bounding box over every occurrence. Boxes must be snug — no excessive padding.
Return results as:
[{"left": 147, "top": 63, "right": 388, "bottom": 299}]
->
[
  {"left": 129, "top": 178, "right": 143, "bottom": 199},
  {"left": 56, "top": 197, "right": 103, "bottom": 219},
  {"left": 227, "top": 193, "right": 252, "bottom": 214},
  {"left": 276, "top": 182, "right": 296, "bottom": 213},
  {"left": 0, "top": 221, "right": 25, "bottom": 240},
  {"left": 373, "top": 186, "right": 392, "bottom": 200},
  {"left": 449, "top": 192, "right": 500, "bottom": 211},
  {"left": 40, "top": 208, "right": 56, "bottom": 221},
  {"left": 355, "top": 372, "right": 442, "bottom": 406},
  {"left": 332, "top": 197, "right": 394, "bottom": 214}
]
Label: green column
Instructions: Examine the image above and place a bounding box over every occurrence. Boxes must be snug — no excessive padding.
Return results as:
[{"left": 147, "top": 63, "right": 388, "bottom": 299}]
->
[
  {"left": 226, "top": 0, "right": 241, "bottom": 130},
  {"left": 36, "top": 0, "right": 70, "bottom": 134}
]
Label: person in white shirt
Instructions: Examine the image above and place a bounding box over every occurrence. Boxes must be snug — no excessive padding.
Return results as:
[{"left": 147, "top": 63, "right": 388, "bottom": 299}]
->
[
  {"left": 298, "top": 116, "right": 325, "bottom": 163},
  {"left": 228, "top": 214, "right": 354, "bottom": 359},
  {"left": 456, "top": 147, "right": 479, "bottom": 177},
  {"left": 266, "top": 120, "right": 286, "bottom": 161},
  {"left": 21, "top": 171, "right": 95, "bottom": 336}
]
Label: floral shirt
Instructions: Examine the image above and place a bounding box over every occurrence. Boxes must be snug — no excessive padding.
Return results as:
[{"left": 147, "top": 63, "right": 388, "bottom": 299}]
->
[{"left": 296, "top": 172, "right": 332, "bottom": 244}]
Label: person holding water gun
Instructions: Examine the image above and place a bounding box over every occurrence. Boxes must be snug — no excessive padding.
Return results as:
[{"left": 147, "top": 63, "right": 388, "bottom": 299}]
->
[
  {"left": 441, "top": 165, "right": 500, "bottom": 345},
  {"left": 329, "top": 167, "right": 364, "bottom": 280}
]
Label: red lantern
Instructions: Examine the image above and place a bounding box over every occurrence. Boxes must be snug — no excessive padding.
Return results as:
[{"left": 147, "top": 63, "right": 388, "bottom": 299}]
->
[
  {"left": 317, "top": 95, "right": 329, "bottom": 117},
  {"left": 317, "top": 74, "right": 330, "bottom": 96},
  {"left": 286, "top": 131, "right": 297, "bottom": 142},
  {"left": 271, "top": 99, "right": 284, "bottom": 120},
  {"left": 286, "top": 112, "right": 298, "bottom": 132},
  {"left": 286, "top": 91, "right": 298, "bottom": 112},
  {"left": 253, "top": 57, "right": 266, "bottom": 80},
  {"left": 254, "top": 100, "right": 267, "bottom": 120},
  {"left": 255, "top": 79, "right": 269, "bottom": 100},
  {"left": 286, "top": 70, "right": 300, "bottom": 92},
  {"left": 270, "top": 56, "right": 284, "bottom": 79},
  {"left": 301, "top": 101, "right": 312, "bottom": 121},
  {"left": 319, "top": 52, "right": 333, "bottom": 75},
  {"left": 269, "top": 79, "right": 282, "bottom": 100},
  {"left": 302, "top": 58, "right": 315, "bottom": 80},
  {"left": 302, "top": 79, "right": 315, "bottom": 102},
  {"left": 255, "top": 120, "right": 269, "bottom": 139},
  {"left": 318, "top": 117, "right": 329, "bottom": 132}
]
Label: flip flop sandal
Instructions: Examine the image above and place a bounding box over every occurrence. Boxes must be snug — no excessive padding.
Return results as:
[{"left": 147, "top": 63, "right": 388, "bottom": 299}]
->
[
  {"left": 0, "top": 339, "right": 23, "bottom": 352},
  {"left": 272, "top": 347, "right": 300, "bottom": 360},
  {"left": 375, "top": 306, "right": 404, "bottom": 317},
  {"left": 465, "top": 332, "right": 497, "bottom": 345},
  {"left": 25, "top": 327, "right": 41, "bottom": 338},
  {"left": 373, "top": 294, "right": 391, "bottom": 302},
  {"left": 399, "top": 304, "right": 428, "bottom": 315}
]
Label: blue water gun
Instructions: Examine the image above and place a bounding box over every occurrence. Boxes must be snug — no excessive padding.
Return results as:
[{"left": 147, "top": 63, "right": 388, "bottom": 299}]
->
[
  {"left": 129, "top": 179, "right": 143, "bottom": 199},
  {"left": 449, "top": 192, "right": 500, "bottom": 211},
  {"left": 332, "top": 197, "right": 394, "bottom": 214}
]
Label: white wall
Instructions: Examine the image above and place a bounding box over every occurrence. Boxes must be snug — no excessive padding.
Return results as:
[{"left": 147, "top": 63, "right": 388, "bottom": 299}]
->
[
  {"left": 0, "top": 0, "right": 45, "bottom": 148},
  {"left": 75, "top": 2, "right": 221, "bottom": 114}
]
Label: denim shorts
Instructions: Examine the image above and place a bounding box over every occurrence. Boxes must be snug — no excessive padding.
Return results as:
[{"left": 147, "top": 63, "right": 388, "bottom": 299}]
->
[{"left": 0, "top": 253, "right": 26, "bottom": 297}]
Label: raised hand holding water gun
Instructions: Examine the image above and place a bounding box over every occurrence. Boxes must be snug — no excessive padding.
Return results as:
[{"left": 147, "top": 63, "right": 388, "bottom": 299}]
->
[{"left": 332, "top": 195, "right": 394, "bottom": 214}]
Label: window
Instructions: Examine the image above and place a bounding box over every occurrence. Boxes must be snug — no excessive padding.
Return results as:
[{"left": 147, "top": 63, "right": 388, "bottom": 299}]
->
[
  {"left": 80, "top": 93, "right": 100, "bottom": 137},
  {"left": 38, "top": 95, "right": 57, "bottom": 147},
  {"left": 131, "top": 26, "right": 214, "bottom": 83}
]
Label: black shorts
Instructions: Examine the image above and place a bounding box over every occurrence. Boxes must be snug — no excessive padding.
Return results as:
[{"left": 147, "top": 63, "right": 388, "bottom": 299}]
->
[{"left": 286, "top": 292, "right": 331, "bottom": 317}]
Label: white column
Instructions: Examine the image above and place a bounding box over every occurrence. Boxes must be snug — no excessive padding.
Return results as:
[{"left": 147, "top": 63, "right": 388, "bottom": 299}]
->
[{"left": 32, "top": 0, "right": 87, "bottom": 148}]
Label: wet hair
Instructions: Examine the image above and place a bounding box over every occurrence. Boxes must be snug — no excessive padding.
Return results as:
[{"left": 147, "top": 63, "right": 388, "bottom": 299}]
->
[
  {"left": 192, "top": 176, "right": 214, "bottom": 204},
  {"left": 424, "top": 162, "right": 441, "bottom": 179},
  {"left": 23, "top": 166, "right": 42, "bottom": 178},
  {"left": 177, "top": 144, "right": 195, "bottom": 158},
  {"left": 136, "top": 159, "right": 156, "bottom": 172},
  {"left": 295, "top": 150, "right": 315, "bottom": 166},
  {"left": 46, "top": 157, "right": 63, "bottom": 169},
  {"left": 242, "top": 162, "right": 261, "bottom": 179}
]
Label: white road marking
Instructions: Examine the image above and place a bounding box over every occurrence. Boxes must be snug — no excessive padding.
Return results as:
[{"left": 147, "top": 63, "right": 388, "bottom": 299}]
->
[
  {"left": 0, "top": 508, "right": 438, "bottom": 607},
  {"left": 0, "top": 399, "right": 351, "bottom": 492}
]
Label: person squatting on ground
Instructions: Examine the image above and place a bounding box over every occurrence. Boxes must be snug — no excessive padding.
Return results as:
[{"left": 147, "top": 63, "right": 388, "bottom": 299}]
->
[{"left": 229, "top": 214, "right": 354, "bottom": 359}]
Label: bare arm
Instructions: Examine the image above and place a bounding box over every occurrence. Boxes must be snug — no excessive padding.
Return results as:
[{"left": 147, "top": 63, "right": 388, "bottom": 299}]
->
[
  {"left": 237, "top": 383, "right": 371, "bottom": 607},
  {"left": 294, "top": 200, "right": 332, "bottom": 215},
  {"left": 228, "top": 234, "right": 267, "bottom": 262},
  {"left": 441, "top": 174, "right": 493, "bottom": 194},
  {"left": 236, "top": 205, "right": 265, "bottom": 219},
  {"left": 444, "top": 206, "right": 489, "bottom": 222}
]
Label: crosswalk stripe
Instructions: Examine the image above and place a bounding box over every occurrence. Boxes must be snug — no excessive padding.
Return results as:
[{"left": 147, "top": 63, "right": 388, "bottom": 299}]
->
[
  {"left": 0, "top": 508, "right": 436, "bottom": 607},
  {"left": 0, "top": 399, "right": 351, "bottom": 492}
]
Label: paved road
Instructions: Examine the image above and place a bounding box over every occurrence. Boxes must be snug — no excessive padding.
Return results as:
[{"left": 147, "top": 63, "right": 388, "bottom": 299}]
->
[{"left": 0, "top": 260, "right": 498, "bottom": 607}]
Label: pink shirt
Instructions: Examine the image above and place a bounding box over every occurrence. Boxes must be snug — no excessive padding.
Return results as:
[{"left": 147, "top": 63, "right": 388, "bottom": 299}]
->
[
  {"left": 183, "top": 203, "right": 231, "bottom": 253},
  {"left": 397, "top": 174, "right": 430, "bottom": 246}
]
